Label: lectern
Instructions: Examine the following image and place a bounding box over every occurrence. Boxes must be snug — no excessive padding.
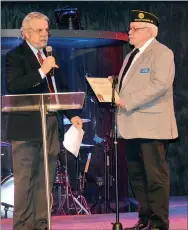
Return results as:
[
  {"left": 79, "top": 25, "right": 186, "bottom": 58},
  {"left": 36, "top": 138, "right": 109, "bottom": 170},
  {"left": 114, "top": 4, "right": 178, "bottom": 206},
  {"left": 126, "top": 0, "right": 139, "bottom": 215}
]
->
[{"left": 1, "top": 92, "right": 85, "bottom": 230}]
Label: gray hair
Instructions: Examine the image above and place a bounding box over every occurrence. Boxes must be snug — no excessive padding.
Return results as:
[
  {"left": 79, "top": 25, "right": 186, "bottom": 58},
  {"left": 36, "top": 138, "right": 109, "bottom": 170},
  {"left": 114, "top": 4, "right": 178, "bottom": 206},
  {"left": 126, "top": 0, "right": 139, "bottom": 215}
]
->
[
  {"left": 21, "top": 12, "right": 49, "bottom": 39},
  {"left": 146, "top": 23, "right": 158, "bottom": 38}
]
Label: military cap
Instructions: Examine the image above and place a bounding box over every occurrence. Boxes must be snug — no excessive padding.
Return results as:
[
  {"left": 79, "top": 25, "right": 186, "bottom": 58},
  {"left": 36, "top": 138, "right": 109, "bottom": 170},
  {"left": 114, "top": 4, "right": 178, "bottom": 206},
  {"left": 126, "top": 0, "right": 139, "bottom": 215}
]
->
[{"left": 131, "top": 10, "right": 159, "bottom": 27}]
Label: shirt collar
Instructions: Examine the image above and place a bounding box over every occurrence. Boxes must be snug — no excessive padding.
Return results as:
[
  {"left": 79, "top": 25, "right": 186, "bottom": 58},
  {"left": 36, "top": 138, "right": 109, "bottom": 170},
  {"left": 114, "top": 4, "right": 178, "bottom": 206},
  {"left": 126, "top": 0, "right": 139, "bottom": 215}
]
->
[
  {"left": 26, "top": 41, "right": 44, "bottom": 54},
  {"left": 138, "top": 37, "right": 154, "bottom": 54}
]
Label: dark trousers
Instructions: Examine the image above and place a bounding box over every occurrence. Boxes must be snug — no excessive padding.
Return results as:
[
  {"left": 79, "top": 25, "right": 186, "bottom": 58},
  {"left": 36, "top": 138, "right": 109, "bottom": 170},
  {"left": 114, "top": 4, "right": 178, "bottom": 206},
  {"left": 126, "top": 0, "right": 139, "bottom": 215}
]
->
[
  {"left": 12, "top": 116, "right": 60, "bottom": 230},
  {"left": 125, "top": 139, "right": 169, "bottom": 228}
]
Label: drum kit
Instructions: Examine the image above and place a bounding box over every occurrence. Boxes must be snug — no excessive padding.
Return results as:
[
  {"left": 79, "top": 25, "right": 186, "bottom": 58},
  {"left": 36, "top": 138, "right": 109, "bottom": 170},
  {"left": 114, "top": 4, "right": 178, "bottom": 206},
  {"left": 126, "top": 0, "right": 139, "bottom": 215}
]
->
[
  {"left": 1, "top": 118, "right": 93, "bottom": 218},
  {"left": 52, "top": 118, "right": 93, "bottom": 215}
]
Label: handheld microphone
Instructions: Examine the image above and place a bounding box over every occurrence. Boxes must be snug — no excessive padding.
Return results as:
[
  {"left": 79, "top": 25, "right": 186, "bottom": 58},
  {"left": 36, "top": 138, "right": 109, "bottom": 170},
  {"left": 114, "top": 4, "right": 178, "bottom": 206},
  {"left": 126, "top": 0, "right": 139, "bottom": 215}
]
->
[{"left": 45, "top": 46, "right": 54, "bottom": 76}]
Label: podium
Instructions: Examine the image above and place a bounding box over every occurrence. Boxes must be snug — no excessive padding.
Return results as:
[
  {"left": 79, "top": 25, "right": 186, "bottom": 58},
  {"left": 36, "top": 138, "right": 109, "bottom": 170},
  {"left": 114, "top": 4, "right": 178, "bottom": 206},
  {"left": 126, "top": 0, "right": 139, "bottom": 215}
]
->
[{"left": 1, "top": 92, "right": 85, "bottom": 230}]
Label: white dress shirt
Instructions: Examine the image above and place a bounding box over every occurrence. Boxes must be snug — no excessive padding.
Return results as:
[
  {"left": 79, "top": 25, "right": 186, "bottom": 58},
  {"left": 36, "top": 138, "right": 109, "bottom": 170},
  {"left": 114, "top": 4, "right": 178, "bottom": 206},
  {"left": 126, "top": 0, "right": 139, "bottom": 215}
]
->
[
  {"left": 122, "top": 37, "right": 154, "bottom": 84},
  {"left": 26, "top": 41, "right": 57, "bottom": 93}
]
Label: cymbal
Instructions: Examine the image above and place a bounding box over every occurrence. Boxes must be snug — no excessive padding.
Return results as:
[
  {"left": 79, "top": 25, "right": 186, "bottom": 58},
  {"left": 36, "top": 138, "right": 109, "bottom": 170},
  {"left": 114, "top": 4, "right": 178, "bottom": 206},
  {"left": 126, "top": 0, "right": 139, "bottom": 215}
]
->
[
  {"left": 63, "top": 118, "right": 91, "bottom": 125},
  {"left": 80, "top": 143, "right": 94, "bottom": 148},
  {"left": 1, "top": 141, "right": 11, "bottom": 147}
]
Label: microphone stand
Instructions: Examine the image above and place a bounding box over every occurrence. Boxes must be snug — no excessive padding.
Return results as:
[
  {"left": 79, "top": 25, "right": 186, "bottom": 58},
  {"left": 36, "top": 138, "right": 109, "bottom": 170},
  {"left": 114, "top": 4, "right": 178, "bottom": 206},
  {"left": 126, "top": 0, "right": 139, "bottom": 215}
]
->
[
  {"left": 1, "top": 202, "right": 14, "bottom": 219},
  {"left": 111, "top": 76, "right": 123, "bottom": 230}
]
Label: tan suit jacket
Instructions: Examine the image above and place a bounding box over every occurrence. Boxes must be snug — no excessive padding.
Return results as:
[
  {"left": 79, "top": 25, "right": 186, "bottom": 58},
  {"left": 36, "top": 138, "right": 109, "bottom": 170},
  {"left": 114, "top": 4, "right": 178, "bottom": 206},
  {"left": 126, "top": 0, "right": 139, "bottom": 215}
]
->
[{"left": 117, "top": 39, "right": 178, "bottom": 139}]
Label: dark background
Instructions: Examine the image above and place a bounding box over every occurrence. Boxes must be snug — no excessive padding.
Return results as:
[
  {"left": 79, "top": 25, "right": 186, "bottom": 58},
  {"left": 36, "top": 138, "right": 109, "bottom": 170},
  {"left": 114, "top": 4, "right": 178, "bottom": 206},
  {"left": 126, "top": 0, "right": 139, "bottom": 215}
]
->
[{"left": 1, "top": 1, "right": 188, "bottom": 199}]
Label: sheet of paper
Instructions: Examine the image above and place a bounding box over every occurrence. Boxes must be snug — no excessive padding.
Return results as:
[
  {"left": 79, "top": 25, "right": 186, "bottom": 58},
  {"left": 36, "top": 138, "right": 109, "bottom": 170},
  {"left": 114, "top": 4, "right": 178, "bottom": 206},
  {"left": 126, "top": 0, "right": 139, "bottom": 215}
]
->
[
  {"left": 63, "top": 125, "right": 84, "bottom": 157},
  {"left": 86, "top": 77, "right": 120, "bottom": 103}
]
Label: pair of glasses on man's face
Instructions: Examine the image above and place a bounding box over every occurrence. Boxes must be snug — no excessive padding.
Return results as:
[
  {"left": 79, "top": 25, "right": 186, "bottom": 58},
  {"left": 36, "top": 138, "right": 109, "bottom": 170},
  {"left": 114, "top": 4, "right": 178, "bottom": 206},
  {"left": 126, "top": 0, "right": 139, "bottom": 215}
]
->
[
  {"left": 127, "top": 27, "right": 149, "bottom": 33},
  {"left": 28, "top": 28, "right": 51, "bottom": 36}
]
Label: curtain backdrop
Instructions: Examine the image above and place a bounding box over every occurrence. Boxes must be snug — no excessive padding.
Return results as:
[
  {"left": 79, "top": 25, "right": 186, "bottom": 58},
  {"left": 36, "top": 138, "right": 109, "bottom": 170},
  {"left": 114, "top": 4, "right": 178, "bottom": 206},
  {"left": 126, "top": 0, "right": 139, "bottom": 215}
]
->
[{"left": 1, "top": 1, "right": 188, "bottom": 196}]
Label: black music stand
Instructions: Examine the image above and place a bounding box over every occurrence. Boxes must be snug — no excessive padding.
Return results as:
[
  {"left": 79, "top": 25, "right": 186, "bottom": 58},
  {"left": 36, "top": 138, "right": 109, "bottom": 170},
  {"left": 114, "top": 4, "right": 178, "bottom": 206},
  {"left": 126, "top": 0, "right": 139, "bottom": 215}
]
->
[
  {"left": 86, "top": 76, "right": 123, "bottom": 230},
  {"left": 91, "top": 134, "right": 115, "bottom": 214}
]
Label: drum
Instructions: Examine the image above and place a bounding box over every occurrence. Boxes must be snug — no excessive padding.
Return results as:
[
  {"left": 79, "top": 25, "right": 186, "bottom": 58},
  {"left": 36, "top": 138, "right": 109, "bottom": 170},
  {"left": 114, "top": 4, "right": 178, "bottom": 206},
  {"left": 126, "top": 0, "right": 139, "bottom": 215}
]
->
[
  {"left": 1, "top": 174, "right": 14, "bottom": 218},
  {"left": 1, "top": 174, "right": 54, "bottom": 218},
  {"left": 1, "top": 141, "right": 13, "bottom": 181}
]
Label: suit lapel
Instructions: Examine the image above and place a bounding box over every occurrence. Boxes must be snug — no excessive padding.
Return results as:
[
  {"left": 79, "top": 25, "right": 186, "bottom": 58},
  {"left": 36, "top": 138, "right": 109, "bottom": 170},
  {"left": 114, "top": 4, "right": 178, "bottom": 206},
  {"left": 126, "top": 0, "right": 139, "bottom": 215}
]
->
[
  {"left": 22, "top": 41, "right": 59, "bottom": 92},
  {"left": 21, "top": 41, "right": 41, "bottom": 69},
  {"left": 121, "top": 39, "right": 158, "bottom": 91},
  {"left": 122, "top": 52, "right": 147, "bottom": 89}
]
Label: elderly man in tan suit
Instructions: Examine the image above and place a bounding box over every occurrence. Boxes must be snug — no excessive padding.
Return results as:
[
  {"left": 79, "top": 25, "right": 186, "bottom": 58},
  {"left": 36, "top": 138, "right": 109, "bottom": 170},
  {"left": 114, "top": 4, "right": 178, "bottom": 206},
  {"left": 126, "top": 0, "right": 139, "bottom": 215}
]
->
[{"left": 114, "top": 10, "right": 178, "bottom": 230}]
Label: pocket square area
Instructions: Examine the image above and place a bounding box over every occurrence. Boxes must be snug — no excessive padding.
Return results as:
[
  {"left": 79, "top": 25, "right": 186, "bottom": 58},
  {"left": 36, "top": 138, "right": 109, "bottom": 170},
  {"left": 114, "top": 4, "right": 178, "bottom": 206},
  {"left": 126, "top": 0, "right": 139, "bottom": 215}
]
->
[{"left": 140, "top": 68, "right": 150, "bottom": 73}]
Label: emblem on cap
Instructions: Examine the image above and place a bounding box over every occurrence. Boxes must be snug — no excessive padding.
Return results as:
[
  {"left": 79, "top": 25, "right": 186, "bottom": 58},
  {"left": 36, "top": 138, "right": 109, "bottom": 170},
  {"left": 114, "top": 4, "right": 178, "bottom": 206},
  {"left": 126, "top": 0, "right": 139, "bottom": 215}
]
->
[{"left": 138, "top": 13, "right": 144, "bottom": 19}]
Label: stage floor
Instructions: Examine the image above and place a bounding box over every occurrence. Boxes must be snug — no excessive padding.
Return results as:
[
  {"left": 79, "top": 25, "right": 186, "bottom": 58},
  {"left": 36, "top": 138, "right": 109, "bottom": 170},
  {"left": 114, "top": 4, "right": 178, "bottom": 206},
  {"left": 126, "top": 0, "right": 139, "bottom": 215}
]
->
[{"left": 1, "top": 196, "right": 187, "bottom": 230}]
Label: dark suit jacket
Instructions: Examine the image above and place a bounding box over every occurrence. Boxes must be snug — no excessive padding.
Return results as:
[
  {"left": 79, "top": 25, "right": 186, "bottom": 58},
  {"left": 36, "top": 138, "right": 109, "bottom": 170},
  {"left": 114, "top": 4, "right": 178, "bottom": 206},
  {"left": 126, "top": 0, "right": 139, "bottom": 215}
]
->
[{"left": 5, "top": 41, "right": 79, "bottom": 141}]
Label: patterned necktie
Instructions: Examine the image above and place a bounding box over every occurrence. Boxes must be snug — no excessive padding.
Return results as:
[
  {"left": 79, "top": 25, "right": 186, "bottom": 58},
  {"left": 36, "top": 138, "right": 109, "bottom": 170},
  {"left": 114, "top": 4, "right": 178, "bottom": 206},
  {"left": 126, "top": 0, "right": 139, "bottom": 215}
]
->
[
  {"left": 37, "top": 50, "right": 55, "bottom": 93},
  {"left": 119, "top": 48, "right": 139, "bottom": 92}
]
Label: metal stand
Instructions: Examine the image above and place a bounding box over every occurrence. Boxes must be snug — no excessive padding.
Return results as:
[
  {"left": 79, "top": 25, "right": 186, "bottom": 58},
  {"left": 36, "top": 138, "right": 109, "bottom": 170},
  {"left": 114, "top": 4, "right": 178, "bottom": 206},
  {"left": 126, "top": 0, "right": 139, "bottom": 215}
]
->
[
  {"left": 1, "top": 202, "right": 14, "bottom": 219},
  {"left": 90, "top": 176, "right": 105, "bottom": 214},
  {"left": 93, "top": 134, "right": 115, "bottom": 214},
  {"left": 57, "top": 149, "right": 90, "bottom": 215},
  {"left": 75, "top": 153, "right": 91, "bottom": 215},
  {"left": 39, "top": 95, "right": 51, "bottom": 230},
  {"left": 51, "top": 159, "right": 64, "bottom": 214},
  {"left": 56, "top": 166, "right": 78, "bottom": 215},
  {"left": 104, "top": 138, "right": 115, "bottom": 214},
  {"left": 72, "top": 194, "right": 91, "bottom": 215},
  {"left": 111, "top": 77, "right": 123, "bottom": 230},
  {"left": 90, "top": 151, "right": 115, "bottom": 214}
]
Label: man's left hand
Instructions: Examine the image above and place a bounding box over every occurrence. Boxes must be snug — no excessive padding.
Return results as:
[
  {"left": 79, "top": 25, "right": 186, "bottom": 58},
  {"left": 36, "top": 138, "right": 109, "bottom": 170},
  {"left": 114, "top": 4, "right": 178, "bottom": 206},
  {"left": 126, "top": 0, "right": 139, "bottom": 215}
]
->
[
  {"left": 71, "top": 116, "right": 83, "bottom": 129},
  {"left": 115, "top": 98, "right": 126, "bottom": 108}
]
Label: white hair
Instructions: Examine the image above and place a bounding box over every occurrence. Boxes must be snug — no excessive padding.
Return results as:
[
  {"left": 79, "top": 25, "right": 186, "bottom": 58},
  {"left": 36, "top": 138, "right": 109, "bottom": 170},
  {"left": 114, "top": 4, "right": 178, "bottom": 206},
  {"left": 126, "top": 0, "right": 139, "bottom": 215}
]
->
[
  {"left": 20, "top": 12, "right": 49, "bottom": 39},
  {"left": 145, "top": 23, "right": 158, "bottom": 38}
]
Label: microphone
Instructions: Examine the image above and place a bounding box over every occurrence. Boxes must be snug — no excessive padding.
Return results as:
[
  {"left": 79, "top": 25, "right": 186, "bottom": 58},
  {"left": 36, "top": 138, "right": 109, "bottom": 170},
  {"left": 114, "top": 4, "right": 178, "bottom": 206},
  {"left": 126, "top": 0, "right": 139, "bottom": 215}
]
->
[
  {"left": 46, "top": 45, "right": 52, "bottom": 56},
  {"left": 45, "top": 46, "right": 54, "bottom": 76}
]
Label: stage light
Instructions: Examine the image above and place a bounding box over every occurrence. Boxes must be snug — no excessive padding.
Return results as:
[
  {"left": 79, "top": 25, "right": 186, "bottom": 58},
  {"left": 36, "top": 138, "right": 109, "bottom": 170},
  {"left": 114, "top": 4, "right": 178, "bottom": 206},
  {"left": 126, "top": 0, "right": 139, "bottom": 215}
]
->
[{"left": 54, "top": 6, "right": 81, "bottom": 30}]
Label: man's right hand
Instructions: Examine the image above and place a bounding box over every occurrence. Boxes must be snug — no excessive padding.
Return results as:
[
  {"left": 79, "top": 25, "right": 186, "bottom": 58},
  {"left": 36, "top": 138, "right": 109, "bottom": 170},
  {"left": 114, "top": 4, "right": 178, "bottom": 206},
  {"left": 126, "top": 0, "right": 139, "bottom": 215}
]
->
[{"left": 41, "top": 56, "right": 59, "bottom": 75}]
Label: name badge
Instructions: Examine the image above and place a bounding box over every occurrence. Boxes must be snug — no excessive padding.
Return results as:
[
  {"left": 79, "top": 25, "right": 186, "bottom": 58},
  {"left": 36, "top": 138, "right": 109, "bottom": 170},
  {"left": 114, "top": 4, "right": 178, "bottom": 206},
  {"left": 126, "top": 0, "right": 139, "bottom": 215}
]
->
[{"left": 140, "top": 68, "right": 150, "bottom": 73}]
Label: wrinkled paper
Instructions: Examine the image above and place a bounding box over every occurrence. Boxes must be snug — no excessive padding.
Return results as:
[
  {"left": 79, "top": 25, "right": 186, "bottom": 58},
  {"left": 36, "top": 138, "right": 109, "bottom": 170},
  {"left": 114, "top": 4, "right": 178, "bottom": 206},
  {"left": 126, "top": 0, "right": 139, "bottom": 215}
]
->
[{"left": 63, "top": 125, "right": 84, "bottom": 157}]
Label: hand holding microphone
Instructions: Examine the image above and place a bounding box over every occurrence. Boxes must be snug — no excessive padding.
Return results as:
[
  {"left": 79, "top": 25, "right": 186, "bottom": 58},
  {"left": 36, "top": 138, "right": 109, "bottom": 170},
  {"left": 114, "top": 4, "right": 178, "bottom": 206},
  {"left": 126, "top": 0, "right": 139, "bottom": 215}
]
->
[{"left": 41, "top": 46, "right": 59, "bottom": 75}]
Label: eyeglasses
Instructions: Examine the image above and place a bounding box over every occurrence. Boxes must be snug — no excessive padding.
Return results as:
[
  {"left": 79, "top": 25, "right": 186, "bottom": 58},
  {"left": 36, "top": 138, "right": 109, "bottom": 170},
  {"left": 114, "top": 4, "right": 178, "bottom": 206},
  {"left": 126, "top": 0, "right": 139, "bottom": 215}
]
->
[
  {"left": 28, "top": 28, "right": 51, "bottom": 36},
  {"left": 127, "top": 27, "right": 149, "bottom": 33}
]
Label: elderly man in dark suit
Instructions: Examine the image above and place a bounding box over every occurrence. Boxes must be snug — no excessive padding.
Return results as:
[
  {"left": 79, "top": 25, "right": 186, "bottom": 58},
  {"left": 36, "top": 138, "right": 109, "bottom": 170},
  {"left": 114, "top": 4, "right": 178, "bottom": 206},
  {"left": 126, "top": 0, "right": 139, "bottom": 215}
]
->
[
  {"left": 113, "top": 10, "right": 178, "bottom": 230},
  {"left": 5, "top": 12, "right": 83, "bottom": 230}
]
